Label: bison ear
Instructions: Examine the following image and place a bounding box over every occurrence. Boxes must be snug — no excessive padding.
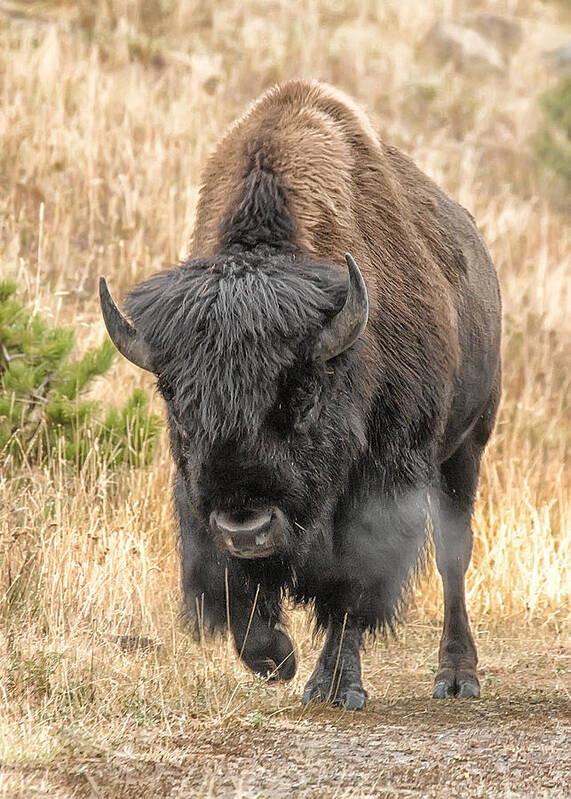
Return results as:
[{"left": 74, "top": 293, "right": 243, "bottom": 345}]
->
[
  {"left": 99, "top": 277, "right": 155, "bottom": 373},
  {"left": 313, "top": 253, "right": 369, "bottom": 361}
]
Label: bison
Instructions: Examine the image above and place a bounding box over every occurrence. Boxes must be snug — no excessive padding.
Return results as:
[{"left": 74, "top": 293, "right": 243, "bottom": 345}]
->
[{"left": 100, "top": 81, "right": 501, "bottom": 709}]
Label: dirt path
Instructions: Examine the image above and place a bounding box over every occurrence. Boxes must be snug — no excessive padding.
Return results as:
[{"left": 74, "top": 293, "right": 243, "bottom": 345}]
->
[
  {"left": 2, "top": 695, "right": 569, "bottom": 798},
  {"left": 1, "top": 625, "right": 569, "bottom": 798}
]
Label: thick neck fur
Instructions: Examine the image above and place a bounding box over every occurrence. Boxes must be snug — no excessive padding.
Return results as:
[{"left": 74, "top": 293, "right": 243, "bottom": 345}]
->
[
  {"left": 219, "top": 148, "right": 296, "bottom": 252},
  {"left": 190, "top": 81, "right": 462, "bottom": 454}
]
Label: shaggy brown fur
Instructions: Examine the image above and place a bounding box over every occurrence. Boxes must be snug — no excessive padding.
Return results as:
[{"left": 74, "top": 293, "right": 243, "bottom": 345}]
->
[{"left": 189, "top": 81, "right": 496, "bottom": 460}]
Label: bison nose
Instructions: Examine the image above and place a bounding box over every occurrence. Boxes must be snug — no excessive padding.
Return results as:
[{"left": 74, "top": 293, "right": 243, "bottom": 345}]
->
[
  {"left": 212, "top": 509, "right": 272, "bottom": 535},
  {"left": 210, "top": 508, "right": 285, "bottom": 559}
]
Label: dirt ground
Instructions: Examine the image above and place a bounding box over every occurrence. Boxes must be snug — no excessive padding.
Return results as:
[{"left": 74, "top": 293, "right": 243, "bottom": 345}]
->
[
  {"left": 5, "top": 699, "right": 567, "bottom": 799},
  {"left": 1, "top": 623, "right": 568, "bottom": 798}
]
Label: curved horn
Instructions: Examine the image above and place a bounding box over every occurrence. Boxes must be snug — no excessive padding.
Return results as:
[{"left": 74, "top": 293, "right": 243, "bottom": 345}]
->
[
  {"left": 313, "top": 253, "right": 369, "bottom": 361},
  {"left": 99, "top": 277, "right": 154, "bottom": 372}
]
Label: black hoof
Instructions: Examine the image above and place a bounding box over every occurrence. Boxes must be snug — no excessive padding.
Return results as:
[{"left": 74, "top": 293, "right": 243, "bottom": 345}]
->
[
  {"left": 302, "top": 678, "right": 367, "bottom": 710},
  {"left": 241, "top": 628, "right": 297, "bottom": 681},
  {"left": 458, "top": 679, "right": 480, "bottom": 698},
  {"left": 433, "top": 670, "right": 480, "bottom": 699},
  {"left": 340, "top": 685, "right": 367, "bottom": 710},
  {"left": 433, "top": 679, "right": 452, "bottom": 699}
]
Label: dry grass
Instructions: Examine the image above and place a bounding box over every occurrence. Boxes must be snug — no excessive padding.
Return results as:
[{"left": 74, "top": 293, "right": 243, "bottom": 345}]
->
[{"left": 0, "top": 0, "right": 569, "bottom": 796}]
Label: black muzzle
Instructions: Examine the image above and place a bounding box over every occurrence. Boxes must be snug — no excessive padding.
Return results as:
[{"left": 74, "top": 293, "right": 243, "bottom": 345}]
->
[{"left": 210, "top": 507, "right": 286, "bottom": 559}]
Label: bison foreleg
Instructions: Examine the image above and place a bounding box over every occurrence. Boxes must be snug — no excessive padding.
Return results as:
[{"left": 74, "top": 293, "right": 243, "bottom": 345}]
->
[
  {"left": 231, "top": 607, "right": 296, "bottom": 682},
  {"left": 176, "top": 476, "right": 296, "bottom": 681},
  {"left": 302, "top": 617, "right": 366, "bottom": 710}
]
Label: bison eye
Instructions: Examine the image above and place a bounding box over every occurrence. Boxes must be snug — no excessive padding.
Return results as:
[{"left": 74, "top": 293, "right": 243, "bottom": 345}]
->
[
  {"left": 267, "top": 373, "right": 322, "bottom": 437},
  {"left": 293, "top": 390, "right": 322, "bottom": 434}
]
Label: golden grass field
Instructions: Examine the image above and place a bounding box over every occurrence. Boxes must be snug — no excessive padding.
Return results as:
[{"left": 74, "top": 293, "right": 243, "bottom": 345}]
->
[{"left": 0, "top": 0, "right": 569, "bottom": 796}]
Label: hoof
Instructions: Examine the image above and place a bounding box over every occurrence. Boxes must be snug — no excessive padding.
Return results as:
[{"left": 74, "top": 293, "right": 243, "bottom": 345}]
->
[
  {"left": 433, "top": 669, "right": 480, "bottom": 699},
  {"left": 302, "top": 679, "right": 367, "bottom": 710},
  {"left": 241, "top": 628, "right": 297, "bottom": 681},
  {"left": 458, "top": 679, "right": 480, "bottom": 698},
  {"left": 340, "top": 685, "right": 367, "bottom": 710}
]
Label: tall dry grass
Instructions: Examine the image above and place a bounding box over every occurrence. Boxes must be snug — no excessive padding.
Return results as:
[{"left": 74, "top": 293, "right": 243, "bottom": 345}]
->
[{"left": 0, "top": 0, "right": 569, "bottom": 764}]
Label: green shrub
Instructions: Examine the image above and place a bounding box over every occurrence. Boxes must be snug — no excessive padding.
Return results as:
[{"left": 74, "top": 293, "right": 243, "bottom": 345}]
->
[{"left": 0, "top": 280, "right": 160, "bottom": 471}]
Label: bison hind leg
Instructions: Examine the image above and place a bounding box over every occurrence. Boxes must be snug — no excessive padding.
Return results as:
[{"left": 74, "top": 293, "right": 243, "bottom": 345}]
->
[{"left": 433, "top": 401, "right": 499, "bottom": 700}]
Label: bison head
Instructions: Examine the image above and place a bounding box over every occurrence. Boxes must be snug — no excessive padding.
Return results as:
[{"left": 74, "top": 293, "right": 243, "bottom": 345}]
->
[{"left": 100, "top": 250, "right": 368, "bottom": 561}]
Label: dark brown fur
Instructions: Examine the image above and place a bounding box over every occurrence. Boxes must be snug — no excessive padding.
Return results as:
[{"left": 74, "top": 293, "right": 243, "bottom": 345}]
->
[{"left": 121, "top": 81, "right": 501, "bottom": 707}]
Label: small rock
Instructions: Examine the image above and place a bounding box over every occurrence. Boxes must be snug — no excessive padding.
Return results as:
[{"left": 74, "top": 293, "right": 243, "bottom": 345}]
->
[
  {"left": 202, "top": 75, "right": 220, "bottom": 95},
  {"left": 543, "top": 44, "right": 571, "bottom": 73},
  {"left": 461, "top": 14, "right": 523, "bottom": 55},
  {"left": 425, "top": 20, "right": 506, "bottom": 76},
  {"left": 109, "top": 635, "right": 163, "bottom": 652}
]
